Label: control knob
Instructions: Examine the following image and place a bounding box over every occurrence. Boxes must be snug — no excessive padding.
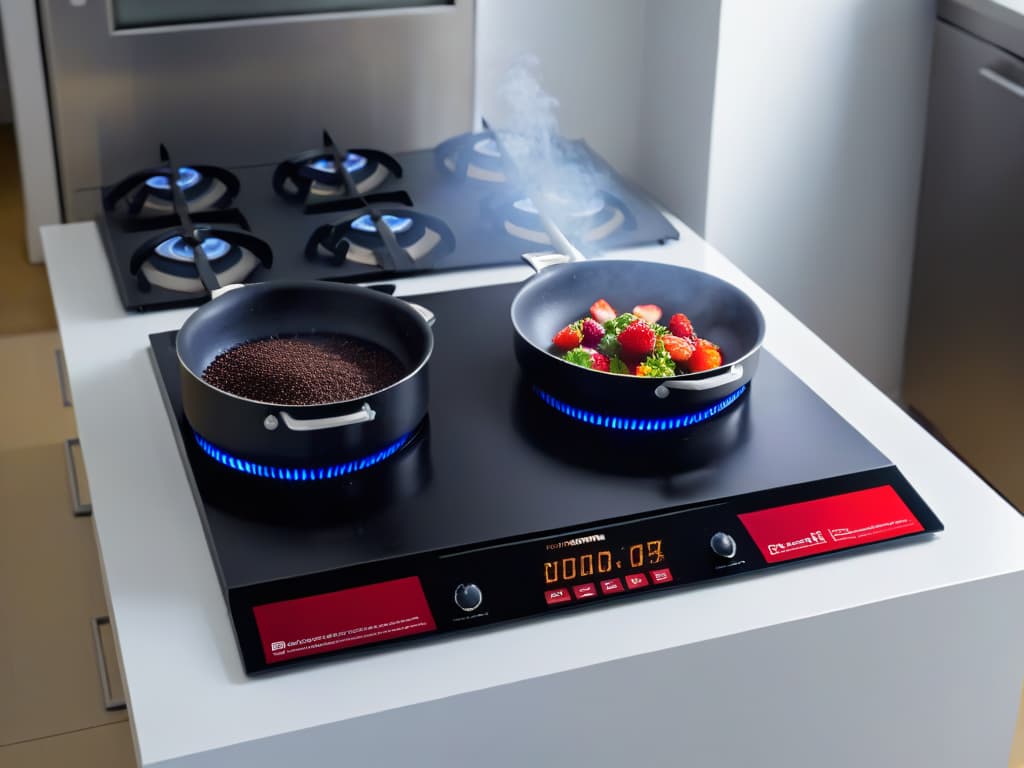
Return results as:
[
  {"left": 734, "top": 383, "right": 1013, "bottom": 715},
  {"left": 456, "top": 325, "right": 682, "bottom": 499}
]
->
[
  {"left": 454, "top": 583, "right": 483, "bottom": 612},
  {"left": 710, "top": 532, "right": 737, "bottom": 559}
]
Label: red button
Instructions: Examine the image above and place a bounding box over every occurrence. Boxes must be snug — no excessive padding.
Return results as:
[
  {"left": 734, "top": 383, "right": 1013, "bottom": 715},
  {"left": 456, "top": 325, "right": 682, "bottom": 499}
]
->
[
  {"left": 600, "top": 578, "right": 624, "bottom": 595},
  {"left": 625, "top": 573, "right": 649, "bottom": 590},
  {"left": 650, "top": 568, "right": 673, "bottom": 585},
  {"left": 545, "top": 588, "right": 572, "bottom": 605},
  {"left": 572, "top": 583, "right": 598, "bottom": 600}
]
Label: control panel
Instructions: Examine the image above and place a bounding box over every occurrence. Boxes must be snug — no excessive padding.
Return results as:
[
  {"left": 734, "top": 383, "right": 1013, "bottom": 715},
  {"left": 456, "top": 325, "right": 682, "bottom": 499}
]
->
[{"left": 239, "top": 468, "right": 941, "bottom": 673}]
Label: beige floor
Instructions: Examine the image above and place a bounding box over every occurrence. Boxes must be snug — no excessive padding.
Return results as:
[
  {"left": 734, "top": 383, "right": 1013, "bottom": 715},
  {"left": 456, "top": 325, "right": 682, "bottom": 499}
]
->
[
  {"left": 0, "top": 127, "right": 134, "bottom": 766},
  {"left": 0, "top": 123, "right": 57, "bottom": 336},
  {"left": 0, "top": 126, "right": 1021, "bottom": 765}
]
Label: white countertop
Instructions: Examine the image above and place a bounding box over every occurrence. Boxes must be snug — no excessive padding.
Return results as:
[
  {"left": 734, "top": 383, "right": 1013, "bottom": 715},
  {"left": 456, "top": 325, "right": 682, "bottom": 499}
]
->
[{"left": 43, "top": 219, "right": 1024, "bottom": 767}]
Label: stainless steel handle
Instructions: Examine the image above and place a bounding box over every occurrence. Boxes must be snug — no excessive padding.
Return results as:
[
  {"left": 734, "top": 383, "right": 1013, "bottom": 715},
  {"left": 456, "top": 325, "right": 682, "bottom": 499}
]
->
[
  {"left": 64, "top": 437, "right": 92, "bottom": 516},
  {"left": 522, "top": 252, "right": 576, "bottom": 273},
  {"left": 210, "top": 282, "right": 246, "bottom": 300},
  {"left": 536, "top": 211, "right": 587, "bottom": 262},
  {"left": 406, "top": 302, "right": 436, "bottom": 327},
  {"left": 978, "top": 67, "right": 1024, "bottom": 99},
  {"left": 654, "top": 364, "right": 744, "bottom": 398},
  {"left": 91, "top": 616, "right": 126, "bottom": 711},
  {"left": 267, "top": 402, "right": 376, "bottom": 432},
  {"left": 55, "top": 349, "right": 72, "bottom": 407}
]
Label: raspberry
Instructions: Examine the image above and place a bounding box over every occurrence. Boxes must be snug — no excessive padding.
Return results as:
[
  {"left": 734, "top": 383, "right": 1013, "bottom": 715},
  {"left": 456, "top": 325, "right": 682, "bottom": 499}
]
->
[
  {"left": 617, "top": 320, "right": 656, "bottom": 357},
  {"left": 668, "top": 313, "right": 696, "bottom": 340},
  {"left": 580, "top": 318, "right": 605, "bottom": 348}
]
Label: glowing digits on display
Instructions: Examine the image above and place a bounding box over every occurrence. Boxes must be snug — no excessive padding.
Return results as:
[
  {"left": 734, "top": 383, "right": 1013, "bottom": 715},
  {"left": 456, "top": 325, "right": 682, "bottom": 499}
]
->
[{"left": 543, "top": 541, "right": 665, "bottom": 584}]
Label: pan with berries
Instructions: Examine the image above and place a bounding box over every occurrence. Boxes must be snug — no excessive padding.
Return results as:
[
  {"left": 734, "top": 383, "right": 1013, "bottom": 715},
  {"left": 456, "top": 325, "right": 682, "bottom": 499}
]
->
[{"left": 510, "top": 258, "right": 765, "bottom": 420}]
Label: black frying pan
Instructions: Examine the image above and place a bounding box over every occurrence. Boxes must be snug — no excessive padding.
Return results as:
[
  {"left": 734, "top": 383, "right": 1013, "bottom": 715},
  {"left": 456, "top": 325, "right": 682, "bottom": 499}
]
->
[
  {"left": 511, "top": 259, "right": 765, "bottom": 420},
  {"left": 176, "top": 281, "right": 433, "bottom": 470}
]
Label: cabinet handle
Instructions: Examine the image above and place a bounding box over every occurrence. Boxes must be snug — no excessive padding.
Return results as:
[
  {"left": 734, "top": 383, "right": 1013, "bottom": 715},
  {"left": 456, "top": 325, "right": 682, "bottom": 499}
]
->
[
  {"left": 55, "top": 349, "right": 72, "bottom": 407},
  {"left": 91, "top": 616, "right": 126, "bottom": 711},
  {"left": 64, "top": 437, "right": 92, "bottom": 516},
  {"left": 978, "top": 67, "right": 1024, "bottom": 99}
]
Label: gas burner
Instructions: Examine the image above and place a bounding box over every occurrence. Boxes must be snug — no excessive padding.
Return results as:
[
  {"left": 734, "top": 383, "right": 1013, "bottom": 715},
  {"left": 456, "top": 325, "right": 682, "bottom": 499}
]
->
[
  {"left": 306, "top": 207, "right": 455, "bottom": 272},
  {"left": 131, "top": 226, "right": 273, "bottom": 295},
  {"left": 103, "top": 151, "right": 239, "bottom": 220},
  {"left": 484, "top": 189, "right": 637, "bottom": 245},
  {"left": 436, "top": 130, "right": 524, "bottom": 183},
  {"left": 533, "top": 384, "right": 748, "bottom": 432},
  {"left": 193, "top": 429, "right": 416, "bottom": 482},
  {"left": 273, "top": 130, "right": 402, "bottom": 211}
]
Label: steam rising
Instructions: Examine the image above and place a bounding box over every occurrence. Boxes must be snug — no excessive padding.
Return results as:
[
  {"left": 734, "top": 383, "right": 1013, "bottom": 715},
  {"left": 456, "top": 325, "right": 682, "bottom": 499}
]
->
[{"left": 491, "top": 55, "right": 604, "bottom": 248}]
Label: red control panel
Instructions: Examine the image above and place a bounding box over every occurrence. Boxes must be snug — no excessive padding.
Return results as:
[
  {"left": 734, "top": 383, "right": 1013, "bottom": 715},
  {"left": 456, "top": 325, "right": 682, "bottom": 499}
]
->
[{"left": 738, "top": 485, "right": 924, "bottom": 564}]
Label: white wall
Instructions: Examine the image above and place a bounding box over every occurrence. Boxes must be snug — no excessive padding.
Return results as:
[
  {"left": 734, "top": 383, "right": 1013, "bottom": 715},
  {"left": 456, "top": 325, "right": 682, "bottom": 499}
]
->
[
  {"left": 474, "top": 0, "right": 648, "bottom": 178},
  {"left": 705, "top": 0, "right": 936, "bottom": 397},
  {"left": 0, "top": 0, "right": 62, "bottom": 262},
  {"left": 635, "top": 0, "right": 721, "bottom": 234}
]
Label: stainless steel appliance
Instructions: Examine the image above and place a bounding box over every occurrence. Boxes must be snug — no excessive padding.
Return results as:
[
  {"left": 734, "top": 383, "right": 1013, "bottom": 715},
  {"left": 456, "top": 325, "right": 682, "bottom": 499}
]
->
[
  {"left": 903, "top": 0, "right": 1024, "bottom": 510},
  {"left": 36, "top": 0, "right": 475, "bottom": 220},
  {"left": 85, "top": 130, "right": 679, "bottom": 310}
]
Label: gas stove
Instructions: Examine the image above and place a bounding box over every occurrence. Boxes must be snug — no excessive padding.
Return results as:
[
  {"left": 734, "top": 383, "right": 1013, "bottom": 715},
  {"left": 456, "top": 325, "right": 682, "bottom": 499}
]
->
[
  {"left": 149, "top": 281, "right": 942, "bottom": 675},
  {"left": 88, "top": 131, "right": 679, "bottom": 311}
]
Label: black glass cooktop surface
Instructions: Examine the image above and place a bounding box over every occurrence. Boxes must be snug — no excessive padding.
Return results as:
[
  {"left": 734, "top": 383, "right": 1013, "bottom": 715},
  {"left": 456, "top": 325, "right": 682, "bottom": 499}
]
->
[{"left": 150, "top": 280, "right": 941, "bottom": 673}]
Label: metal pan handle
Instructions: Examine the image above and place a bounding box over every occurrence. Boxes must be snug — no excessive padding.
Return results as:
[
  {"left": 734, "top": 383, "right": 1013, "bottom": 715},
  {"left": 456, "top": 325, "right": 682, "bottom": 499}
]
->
[
  {"left": 405, "top": 302, "right": 436, "bottom": 327},
  {"left": 654, "top": 365, "right": 744, "bottom": 398},
  {"left": 265, "top": 402, "right": 376, "bottom": 432},
  {"left": 522, "top": 252, "right": 581, "bottom": 274}
]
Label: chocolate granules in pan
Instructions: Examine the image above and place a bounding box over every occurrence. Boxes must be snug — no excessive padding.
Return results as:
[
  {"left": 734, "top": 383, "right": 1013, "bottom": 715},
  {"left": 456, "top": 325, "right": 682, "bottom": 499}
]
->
[{"left": 202, "top": 335, "right": 408, "bottom": 406}]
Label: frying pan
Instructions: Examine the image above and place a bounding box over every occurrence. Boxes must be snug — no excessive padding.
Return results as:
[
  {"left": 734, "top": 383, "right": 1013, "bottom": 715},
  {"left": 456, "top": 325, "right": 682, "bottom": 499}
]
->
[
  {"left": 176, "top": 281, "right": 433, "bottom": 471},
  {"left": 511, "top": 258, "right": 765, "bottom": 421}
]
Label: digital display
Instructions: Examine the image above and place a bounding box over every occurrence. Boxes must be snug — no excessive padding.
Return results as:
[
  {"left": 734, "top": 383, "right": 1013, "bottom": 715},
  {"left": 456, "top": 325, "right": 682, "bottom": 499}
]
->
[{"left": 543, "top": 539, "right": 665, "bottom": 584}]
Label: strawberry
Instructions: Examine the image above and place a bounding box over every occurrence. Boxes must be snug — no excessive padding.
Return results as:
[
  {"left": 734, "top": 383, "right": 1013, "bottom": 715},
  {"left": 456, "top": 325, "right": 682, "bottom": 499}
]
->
[
  {"left": 590, "top": 352, "right": 610, "bottom": 372},
  {"left": 617, "top": 319, "right": 656, "bottom": 357},
  {"left": 689, "top": 339, "right": 723, "bottom": 372},
  {"left": 632, "top": 304, "right": 662, "bottom": 324},
  {"left": 662, "top": 334, "right": 696, "bottom": 364},
  {"left": 580, "top": 318, "right": 605, "bottom": 348},
  {"left": 552, "top": 324, "right": 583, "bottom": 351},
  {"left": 668, "top": 313, "right": 696, "bottom": 340},
  {"left": 590, "top": 299, "right": 617, "bottom": 325}
]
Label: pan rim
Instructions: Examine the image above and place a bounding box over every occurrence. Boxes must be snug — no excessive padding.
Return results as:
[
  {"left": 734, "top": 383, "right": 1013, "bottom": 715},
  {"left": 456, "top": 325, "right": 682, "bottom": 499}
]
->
[
  {"left": 509, "top": 260, "right": 766, "bottom": 380},
  {"left": 175, "top": 280, "right": 433, "bottom": 409}
]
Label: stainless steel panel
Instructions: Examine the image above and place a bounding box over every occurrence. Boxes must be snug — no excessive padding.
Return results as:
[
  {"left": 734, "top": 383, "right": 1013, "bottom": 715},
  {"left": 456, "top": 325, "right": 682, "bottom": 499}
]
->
[
  {"left": 903, "top": 20, "right": 1024, "bottom": 510},
  {"left": 38, "top": 0, "right": 475, "bottom": 220},
  {"left": 111, "top": 0, "right": 451, "bottom": 31}
]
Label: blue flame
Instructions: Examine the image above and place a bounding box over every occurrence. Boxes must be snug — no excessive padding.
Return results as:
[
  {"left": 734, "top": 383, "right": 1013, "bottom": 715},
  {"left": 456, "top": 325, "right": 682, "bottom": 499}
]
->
[
  {"left": 155, "top": 235, "right": 231, "bottom": 262},
  {"left": 309, "top": 152, "right": 368, "bottom": 175},
  {"left": 351, "top": 213, "right": 413, "bottom": 234},
  {"left": 533, "top": 385, "right": 746, "bottom": 431},
  {"left": 145, "top": 166, "right": 201, "bottom": 191},
  {"left": 193, "top": 431, "right": 412, "bottom": 481}
]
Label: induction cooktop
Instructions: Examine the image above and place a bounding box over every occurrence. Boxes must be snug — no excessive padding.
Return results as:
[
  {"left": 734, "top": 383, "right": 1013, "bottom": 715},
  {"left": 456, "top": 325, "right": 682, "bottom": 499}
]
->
[{"left": 149, "top": 280, "right": 942, "bottom": 675}]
